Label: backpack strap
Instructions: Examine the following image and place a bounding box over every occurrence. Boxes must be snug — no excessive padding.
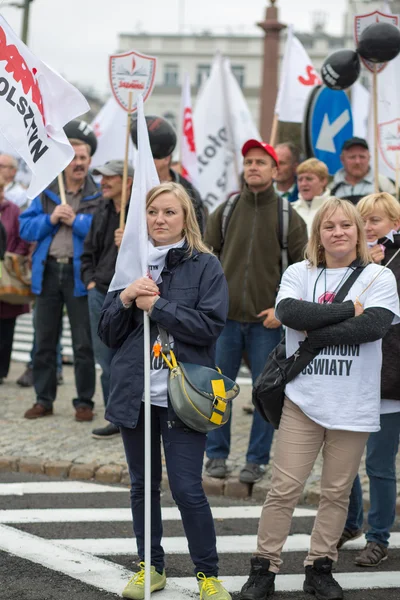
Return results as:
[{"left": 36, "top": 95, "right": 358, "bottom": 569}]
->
[
  {"left": 220, "top": 193, "right": 240, "bottom": 257},
  {"left": 278, "top": 195, "right": 290, "bottom": 274}
]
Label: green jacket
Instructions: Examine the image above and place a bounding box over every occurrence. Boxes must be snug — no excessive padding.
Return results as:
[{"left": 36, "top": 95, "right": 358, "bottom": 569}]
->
[{"left": 204, "top": 184, "right": 308, "bottom": 322}]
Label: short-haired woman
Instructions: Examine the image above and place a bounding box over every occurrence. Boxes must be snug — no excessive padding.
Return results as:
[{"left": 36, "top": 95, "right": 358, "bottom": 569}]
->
[
  {"left": 99, "top": 182, "right": 231, "bottom": 600},
  {"left": 240, "top": 197, "right": 400, "bottom": 600},
  {"left": 338, "top": 192, "right": 400, "bottom": 567},
  {"left": 292, "top": 158, "right": 331, "bottom": 235}
]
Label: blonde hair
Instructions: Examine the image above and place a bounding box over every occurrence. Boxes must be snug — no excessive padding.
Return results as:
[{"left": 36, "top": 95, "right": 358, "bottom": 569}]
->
[
  {"left": 305, "top": 197, "right": 371, "bottom": 267},
  {"left": 297, "top": 158, "right": 329, "bottom": 181},
  {"left": 146, "top": 182, "right": 211, "bottom": 255},
  {"left": 357, "top": 192, "right": 400, "bottom": 224}
]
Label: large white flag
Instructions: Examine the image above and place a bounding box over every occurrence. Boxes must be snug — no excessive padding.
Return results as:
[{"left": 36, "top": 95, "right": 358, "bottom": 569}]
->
[
  {"left": 91, "top": 96, "right": 136, "bottom": 169},
  {"left": 351, "top": 81, "right": 370, "bottom": 139},
  {"left": 0, "top": 16, "right": 89, "bottom": 199},
  {"left": 193, "top": 53, "right": 260, "bottom": 212},
  {"left": 109, "top": 95, "right": 159, "bottom": 292},
  {"left": 275, "top": 25, "right": 321, "bottom": 123},
  {"left": 180, "top": 73, "right": 199, "bottom": 188}
]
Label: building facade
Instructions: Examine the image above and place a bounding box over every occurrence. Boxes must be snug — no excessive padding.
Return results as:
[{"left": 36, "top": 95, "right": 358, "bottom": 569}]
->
[{"left": 117, "top": 1, "right": 399, "bottom": 128}]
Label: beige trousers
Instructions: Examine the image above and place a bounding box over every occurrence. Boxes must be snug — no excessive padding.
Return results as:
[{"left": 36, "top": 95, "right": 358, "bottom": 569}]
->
[{"left": 256, "top": 398, "right": 369, "bottom": 572}]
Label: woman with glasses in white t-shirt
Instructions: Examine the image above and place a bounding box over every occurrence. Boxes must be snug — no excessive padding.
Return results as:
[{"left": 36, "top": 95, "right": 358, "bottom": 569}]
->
[{"left": 240, "top": 197, "right": 400, "bottom": 600}]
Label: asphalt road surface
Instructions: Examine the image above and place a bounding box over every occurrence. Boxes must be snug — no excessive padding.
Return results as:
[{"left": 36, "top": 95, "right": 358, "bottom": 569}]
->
[{"left": 0, "top": 472, "right": 399, "bottom": 600}]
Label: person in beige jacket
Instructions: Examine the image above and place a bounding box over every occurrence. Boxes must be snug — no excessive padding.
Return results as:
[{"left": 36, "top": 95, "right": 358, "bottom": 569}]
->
[{"left": 292, "top": 158, "right": 331, "bottom": 236}]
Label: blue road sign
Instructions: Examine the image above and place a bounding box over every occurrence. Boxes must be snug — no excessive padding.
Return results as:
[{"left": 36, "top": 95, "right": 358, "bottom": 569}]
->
[{"left": 309, "top": 87, "right": 354, "bottom": 175}]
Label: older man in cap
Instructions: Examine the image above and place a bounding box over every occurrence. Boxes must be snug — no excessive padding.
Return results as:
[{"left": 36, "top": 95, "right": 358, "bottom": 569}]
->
[
  {"left": 81, "top": 160, "right": 134, "bottom": 438},
  {"left": 204, "top": 139, "right": 307, "bottom": 484},
  {"left": 330, "top": 137, "right": 395, "bottom": 204}
]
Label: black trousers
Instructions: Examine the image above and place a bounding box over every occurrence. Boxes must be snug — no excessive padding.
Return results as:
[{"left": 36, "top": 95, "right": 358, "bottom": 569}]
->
[
  {"left": 0, "top": 317, "right": 16, "bottom": 378},
  {"left": 33, "top": 261, "right": 95, "bottom": 409}
]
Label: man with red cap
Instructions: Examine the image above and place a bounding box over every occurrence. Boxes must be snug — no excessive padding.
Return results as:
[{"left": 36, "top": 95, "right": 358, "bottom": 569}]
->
[{"left": 204, "top": 139, "right": 307, "bottom": 484}]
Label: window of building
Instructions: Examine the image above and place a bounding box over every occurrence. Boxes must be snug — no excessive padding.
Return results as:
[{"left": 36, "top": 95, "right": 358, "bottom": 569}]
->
[
  {"left": 196, "top": 64, "right": 211, "bottom": 87},
  {"left": 232, "top": 65, "right": 245, "bottom": 88},
  {"left": 164, "top": 64, "right": 179, "bottom": 87}
]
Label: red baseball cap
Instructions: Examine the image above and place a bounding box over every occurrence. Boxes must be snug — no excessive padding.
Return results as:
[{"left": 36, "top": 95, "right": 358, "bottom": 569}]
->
[{"left": 241, "top": 139, "right": 279, "bottom": 166}]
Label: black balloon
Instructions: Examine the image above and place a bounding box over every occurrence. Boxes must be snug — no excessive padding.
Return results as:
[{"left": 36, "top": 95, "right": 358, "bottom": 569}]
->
[
  {"left": 131, "top": 115, "right": 177, "bottom": 159},
  {"left": 321, "top": 49, "right": 361, "bottom": 90},
  {"left": 64, "top": 120, "right": 97, "bottom": 156},
  {"left": 357, "top": 22, "right": 400, "bottom": 63}
]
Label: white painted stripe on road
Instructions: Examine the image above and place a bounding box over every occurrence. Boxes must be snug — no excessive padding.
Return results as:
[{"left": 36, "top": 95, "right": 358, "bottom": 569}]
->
[
  {"left": 0, "top": 482, "right": 127, "bottom": 495},
  {"left": 0, "top": 505, "right": 317, "bottom": 523},
  {"left": 55, "top": 532, "right": 400, "bottom": 555},
  {"left": 2, "top": 523, "right": 400, "bottom": 597},
  {"left": 1, "top": 524, "right": 400, "bottom": 598},
  {"left": 171, "top": 572, "right": 400, "bottom": 593},
  {"left": 0, "top": 524, "right": 133, "bottom": 596},
  {"left": 236, "top": 377, "right": 252, "bottom": 385}
]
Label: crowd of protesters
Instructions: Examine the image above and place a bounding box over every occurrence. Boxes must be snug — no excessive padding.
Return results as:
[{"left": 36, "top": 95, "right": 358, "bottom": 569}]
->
[{"left": 1, "top": 125, "right": 400, "bottom": 600}]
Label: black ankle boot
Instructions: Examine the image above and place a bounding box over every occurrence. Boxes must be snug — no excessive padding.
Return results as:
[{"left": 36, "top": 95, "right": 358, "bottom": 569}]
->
[
  {"left": 304, "top": 557, "right": 343, "bottom": 600},
  {"left": 240, "top": 556, "right": 276, "bottom": 599}
]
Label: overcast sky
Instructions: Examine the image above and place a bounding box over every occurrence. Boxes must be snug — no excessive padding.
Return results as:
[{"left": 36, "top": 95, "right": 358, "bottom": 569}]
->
[{"left": 1, "top": 0, "right": 347, "bottom": 96}]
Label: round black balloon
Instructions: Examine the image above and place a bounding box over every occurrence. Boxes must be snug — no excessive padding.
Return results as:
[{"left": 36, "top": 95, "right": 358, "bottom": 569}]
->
[
  {"left": 64, "top": 120, "right": 97, "bottom": 156},
  {"left": 131, "top": 115, "right": 177, "bottom": 159},
  {"left": 321, "top": 49, "right": 361, "bottom": 91},
  {"left": 357, "top": 22, "right": 400, "bottom": 63}
]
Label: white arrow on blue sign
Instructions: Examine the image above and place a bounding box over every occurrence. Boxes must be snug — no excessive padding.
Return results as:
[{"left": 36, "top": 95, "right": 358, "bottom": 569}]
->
[{"left": 309, "top": 87, "right": 354, "bottom": 175}]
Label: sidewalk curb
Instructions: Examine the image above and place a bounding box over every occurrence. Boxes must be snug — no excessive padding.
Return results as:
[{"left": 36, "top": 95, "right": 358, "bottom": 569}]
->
[{"left": 2, "top": 455, "right": 400, "bottom": 513}]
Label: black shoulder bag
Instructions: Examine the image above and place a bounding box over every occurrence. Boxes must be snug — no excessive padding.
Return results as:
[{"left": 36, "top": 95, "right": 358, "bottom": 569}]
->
[{"left": 252, "top": 265, "right": 364, "bottom": 429}]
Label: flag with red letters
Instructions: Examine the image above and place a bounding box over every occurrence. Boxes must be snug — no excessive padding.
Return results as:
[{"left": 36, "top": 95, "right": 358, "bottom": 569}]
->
[
  {"left": 0, "top": 16, "right": 89, "bottom": 198},
  {"left": 180, "top": 73, "right": 199, "bottom": 187},
  {"left": 275, "top": 25, "right": 321, "bottom": 123}
]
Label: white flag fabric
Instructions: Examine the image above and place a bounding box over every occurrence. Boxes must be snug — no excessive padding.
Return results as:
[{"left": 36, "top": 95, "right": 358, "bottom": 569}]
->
[
  {"left": 91, "top": 96, "right": 136, "bottom": 169},
  {"left": 351, "top": 81, "right": 370, "bottom": 139},
  {"left": 275, "top": 26, "right": 321, "bottom": 123},
  {"left": 0, "top": 16, "right": 90, "bottom": 199},
  {"left": 180, "top": 73, "right": 199, "bottom": 188},
  {"left": 193, "top": 53, "right": 260, "bottom": 212},
  {"left": 109, "top": 95, "right": 159, "bottom": 292}
]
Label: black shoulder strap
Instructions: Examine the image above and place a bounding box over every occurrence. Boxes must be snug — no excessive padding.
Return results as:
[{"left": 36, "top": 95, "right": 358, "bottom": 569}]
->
[
  {"left": 332, "top": 265, "right": 364, "bottom": 304},
  {"left": 277, "top": 195, "right": 291, "bottom": 273},
  {"left": 219, "top": 193, "right": 240, "bottom": 258},
  {"left": 330, "top": 182, "right": 342, "bottom": 196}
]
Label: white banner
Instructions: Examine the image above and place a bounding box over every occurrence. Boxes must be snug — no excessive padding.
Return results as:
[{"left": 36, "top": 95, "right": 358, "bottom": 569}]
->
[
  {"left": 275, "top": 25, "right": 321, "bottom": 123},
  {"left": 0, "top": 16, "right": 89, "bottom": 199},
  {"left": 180, "top": 73, "right": 199, "bottom": 188},
  {"left": 193, "top": 53, "right": 260, "bottom": 212},
  {"left": 351, "top": 81, "right": 370, "bottom": 140},
  {"left": 91, "top": 96, "right": 136, "bottom": 169},
  {"left": 109, "top": 95, "right": 159, "bottom": 292}
]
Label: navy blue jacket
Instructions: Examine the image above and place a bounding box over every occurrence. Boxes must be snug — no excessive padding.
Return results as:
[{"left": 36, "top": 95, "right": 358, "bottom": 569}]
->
[
  {"left": 19, "top": 176, "right": 101, "bottom": 296},
  {"left": 98, "top": 247, "right": 229, "bottom": 429}
]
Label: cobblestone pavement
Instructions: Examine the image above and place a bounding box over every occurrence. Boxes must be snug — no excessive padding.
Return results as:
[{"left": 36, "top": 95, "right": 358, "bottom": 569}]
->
[{"left": 1, "top": 362, "right": 400, "bottom": 504}]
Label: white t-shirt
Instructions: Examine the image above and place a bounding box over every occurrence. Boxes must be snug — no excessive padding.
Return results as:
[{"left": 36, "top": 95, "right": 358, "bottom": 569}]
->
[{"left": 276, "top": 261, "right": 400, "bottom": 432}]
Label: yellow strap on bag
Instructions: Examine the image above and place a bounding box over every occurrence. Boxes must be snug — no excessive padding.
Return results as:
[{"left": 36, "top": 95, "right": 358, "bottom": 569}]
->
[{"left": 210, "top": 379, "right": 227, "bottom": 425}]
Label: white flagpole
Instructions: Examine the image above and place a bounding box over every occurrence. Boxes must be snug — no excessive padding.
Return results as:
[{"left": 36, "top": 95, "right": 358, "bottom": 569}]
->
[{"left": 144, "top": 310, "right": 151, "bottom": 600}]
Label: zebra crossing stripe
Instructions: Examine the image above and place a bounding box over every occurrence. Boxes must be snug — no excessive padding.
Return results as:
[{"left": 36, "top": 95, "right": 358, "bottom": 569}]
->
[
  {"left": 1, "top": 524, "right": 400, "bottom": 597},
  {"left": 0, "top": 505, "right": 317, "bottom": 523},
  {"left": 0, "top": 482, "right": 127, "bottom": 495},
  {"left": 54, "top": 532, "right": 400, "bottom": 555}
]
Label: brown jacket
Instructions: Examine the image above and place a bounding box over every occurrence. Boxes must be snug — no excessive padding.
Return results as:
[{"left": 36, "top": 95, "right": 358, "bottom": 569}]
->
[{"left": 204, "top": 184, "right": 308, "bottom": 322}]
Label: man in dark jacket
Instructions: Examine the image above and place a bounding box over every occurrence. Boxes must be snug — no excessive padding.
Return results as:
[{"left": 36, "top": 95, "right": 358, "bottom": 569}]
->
[
  {"left": 81, "top": 160, "right": 133, "bottom": 438},
  {"left": 204, "top": 139, "right": 308, "bottom": 484},
  {"left": 19, "top": 139, "right": 101, "bottom": 422}
]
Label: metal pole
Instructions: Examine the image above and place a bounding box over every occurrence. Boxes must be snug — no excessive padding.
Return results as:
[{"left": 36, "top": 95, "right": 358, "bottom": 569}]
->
[
  {"left": 143, "top": 312, "right": 151, "bottom": 600},
  {"left": 21, "top": 0, "right": 32, "bottom": 44}
]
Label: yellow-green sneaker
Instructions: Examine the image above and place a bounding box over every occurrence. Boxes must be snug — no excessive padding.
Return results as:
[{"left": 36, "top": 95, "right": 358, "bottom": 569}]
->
[
  {"left": 197, "top": 573, "right": 232, "bottom": 600},
  {"left": 122, "top": 562, "right": 166, "bottom": 599}
]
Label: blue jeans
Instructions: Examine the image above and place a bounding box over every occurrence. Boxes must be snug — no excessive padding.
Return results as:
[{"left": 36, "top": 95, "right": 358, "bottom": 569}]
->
[
  {"left": 206, "top": 319, "right": 281, "bottom": 465},
  {"left": 87, "top": 287, "right": 115, "bottom": 407},
  {"left": 346, "top": 412, "right": 400, "bottom": 546},
  {"left": 120, "top": 404, "right": 218, "bottom": 576}
]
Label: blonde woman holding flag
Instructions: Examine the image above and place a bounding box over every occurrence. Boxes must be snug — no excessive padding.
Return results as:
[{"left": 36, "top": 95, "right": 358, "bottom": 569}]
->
[{"left": 99, "top": 179, "right": 230, "bottom": 600}]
